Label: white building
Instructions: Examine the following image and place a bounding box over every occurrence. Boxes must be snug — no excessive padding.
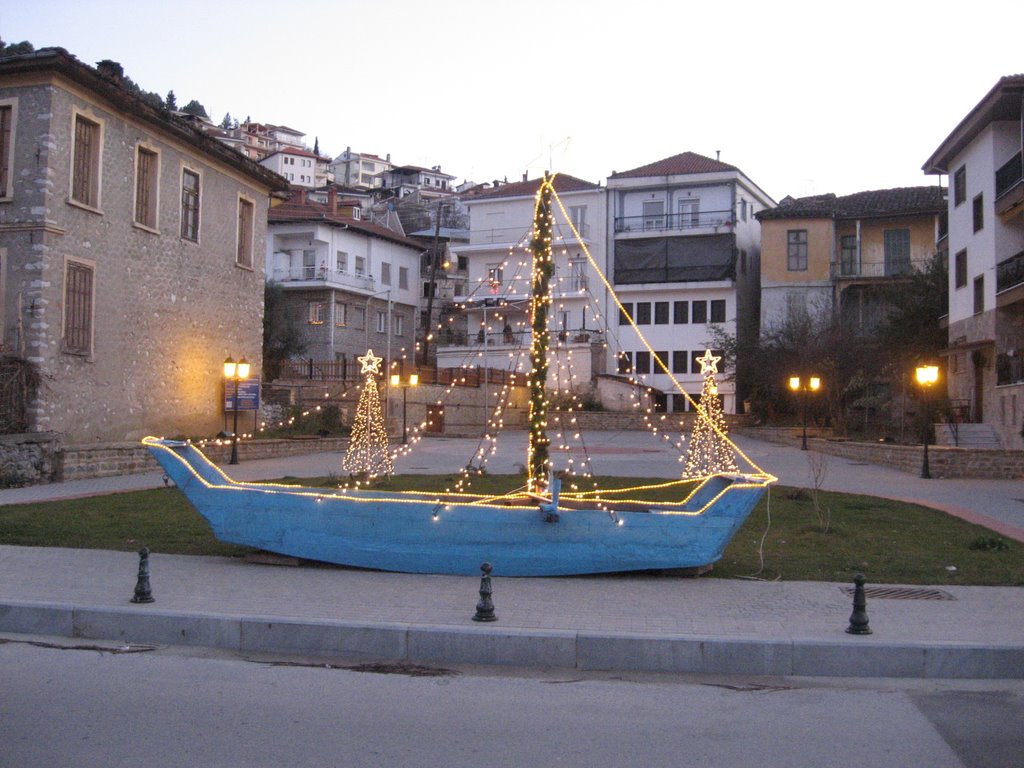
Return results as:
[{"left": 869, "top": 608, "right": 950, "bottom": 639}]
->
[
  {"left": 437, "top": 175, "right": 608, "bottom": 389},
  {"left": 923, "top": 75, "right": 1024, "bottom": 448},
  {"left": 266, "top": 189, "right": 423, "bottom": 374},
  {"left": 259, "top": 146, "right": 321, "bottom": 188},
  {"left": 330, "top": 147, "right": 392, "bottom": 189},
  {"left": 606, "top": 152, "right": 775, "bottom": 414}
]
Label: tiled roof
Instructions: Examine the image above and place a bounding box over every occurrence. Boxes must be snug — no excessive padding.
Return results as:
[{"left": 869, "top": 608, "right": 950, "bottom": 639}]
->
[
  {"left": 756, "top": 187, "right": 947, "bottom": 221},
  {"left": 269, "top": 192, "right": 422, "bottom": 249},
  {"left": 609, "top": 152, "right": 739, "bottom": 179},
  {"left": 466, "top": 174, "right": 600, "bottom": 201}
]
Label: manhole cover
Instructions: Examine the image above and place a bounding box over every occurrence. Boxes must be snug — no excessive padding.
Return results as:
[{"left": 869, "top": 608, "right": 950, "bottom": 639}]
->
[{"left": 840, "top": 585, "right": 955, "bottom": 601}]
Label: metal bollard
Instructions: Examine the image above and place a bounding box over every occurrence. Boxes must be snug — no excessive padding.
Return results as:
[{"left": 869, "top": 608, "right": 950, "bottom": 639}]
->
[
  {"left": 472, "top": 562, "right": 497, "bottom": 622},
  {"left": 845, "top": 573, "right": 871, "bottom": 635},
  {"left": 130, "top": 547, "right": 155, "bottom": 604}
]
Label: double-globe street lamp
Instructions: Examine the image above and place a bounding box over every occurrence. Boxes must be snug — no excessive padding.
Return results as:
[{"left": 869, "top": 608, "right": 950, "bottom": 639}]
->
[
  {"left": 223, "top": 356, "right": 250, "bottom": 465},
  {"left": 390, "top": 372, "right": 419, "bottom": 445},
  {"left": 915, "top": 364, "right": 940, "bottom": 479},
  {"left": 788, "top": 375, "right": 822, "bottom": 451}
]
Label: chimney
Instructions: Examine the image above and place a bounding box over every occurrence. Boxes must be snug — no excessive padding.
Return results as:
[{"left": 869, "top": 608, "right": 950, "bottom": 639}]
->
[
  {"left": 328, "top": 186, "right": 338, "bottom": 215},
  {"left": 299, "top": 189, "right": 307, "bottom": 205},
  {"left": 522, "top": 171, "right": 528, "bottom": 182},
  {"left": 96, "top": 60, "right": 124, "bottom": 82}
]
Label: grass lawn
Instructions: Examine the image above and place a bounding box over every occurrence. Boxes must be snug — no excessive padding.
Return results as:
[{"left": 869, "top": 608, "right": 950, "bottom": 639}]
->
[{"left": 1, "top": 474, "right": 1021, "bottom": 585}]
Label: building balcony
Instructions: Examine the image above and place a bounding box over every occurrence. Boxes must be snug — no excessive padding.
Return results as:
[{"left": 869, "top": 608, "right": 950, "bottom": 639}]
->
[
  {"left": 270, "top": 265, "right": 377, "bottom": 293},
  {"left": 437, "top": 328, "right": 604, "bottom": 349},
  {"left": 995, "top": 151, "right": 1024, "bottom": 219},
  {"left": 996, "top": 350, "right": 1024, "bottom": 386},
  {"left": 830, "top": 258, "right": 919, "bottom": 281},
  {"left": 614, "top": 210, "right": 735, "bottom": 234},
  {"left": 467, "top": 222, "right": 590, "bottom": 247},
  {"left": 997, "top": 249, "right": 1024, "bottom": 294}
]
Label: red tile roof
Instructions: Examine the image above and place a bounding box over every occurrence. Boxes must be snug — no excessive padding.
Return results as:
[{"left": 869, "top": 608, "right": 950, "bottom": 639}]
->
[
  {"left": 757, "top": 187, "right": 947, "bottom": 221},
  {"left": 466, "top": 173, "right": 599, "bottom": 201},
  {"left": 269, "top": 192, "right": 421, "bottom": 248},
  {"left": 610, "top": 152, "right": 739, "bottom": 179}
]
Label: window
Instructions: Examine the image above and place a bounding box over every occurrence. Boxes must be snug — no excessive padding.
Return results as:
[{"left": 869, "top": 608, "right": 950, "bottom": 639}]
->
[
  {"left": 487, "top": 265, "right": 503, "bottom": 292},
  {"left": 634, "top": 350, "right": 651, "bottom": 374},
  {"left": 394, "top": 314, "right": 404, "bottom": 336},
  {"left": 71, "top": 113, "right": 101, "bottom": 208},
  {"left": 787, "top": 229, "right": 808, "bottom": 271},
  {"left": 654, "top": 351, "right": 668, "bottom": 372},
  {"left": 619, "top": 303, "right": 633, "bottom": 325},
  {"left": 740, "top": 249, "right": 747, "bottom": 275},
  {"left": 376, "top": 310, "right": 387, "bottom": 333},
  {"left": 181, "top": 169, "right": 200, "bottom": 241},
  {"left": 710, "top": 299, "right": 726, "bottom": 323},
  {"left": 308, "top": 301, "right": 326, "bottom": 324},
  {"left": 713, "top": 350, "right": 726, "bottom": 374},
  {"left": 973, "top": 193, "right": 984, "bottom": 233},
  {"left": 63, "top": 260, "right": 94, "bottom": 355},
  {"left": 423, "top": 282, "right": 436, "bottom": 298},
  {"left": 672, "top": 351, "right": 688, "bottom": 374},
  {"left": 690, "top": 351, "right": 704, "bottom": 374},
  {"left": 236, "top": 197, "right": 254, "bottom": 268},
  {"left": 642, "top": 200, "right": 665, "bottom": 230},
  {"left": 883, "top": 229, "right": 911, "bottom": 275},
  {"left": 134, "top": 146, "right": 158, "bottom": 229},
  {"left": 617, "top": 352, "right": 632, "bottom": 374},
  {"left": 739, "top": 199, "right": 747, "bottom": 222},
  {"left": 974, "top": 275, "right": 984, "bottom": 315},
  {"left": 335, "top": 301, "right": 347, "bottom": 326},
  {"left": 840, "top": 235, "right": 857, "bottom": 276},
  {"left": 953, "top": 165, "right": 966, "bottom": 206},
  {"left": 691, "top": 300, "right": 707, "bottom": 324},
  {"left": 336, "top": 251, "right": 348, "bottom": 273},
  {"left": 568, "top": 205, "right": 587, "bottom": 234},
  {"left": 635, "top": 302, "right": 651, "bottom": 324},
  {"left": 355, "top": 256, "right": 366, "bottom": 276},
  {"left": 381, "top": 261, "right": 392, "bottom": 285},
  {"left": 654, "top": 301, "right": 669, "bottom": 324},
  {"left": 0, "top": 101, "right": 14, "bottom": 198},
  {"left": 457, "top": 255, "right": 468, "bottom": 272},
  {"left": 399, "top": 266, "right": 409, "bottom": 290},
  {"left": 678, "top": 198, "right": 700, "bottom": 228},
  {"left": 673, "top": 301, "right": 689, "bottom": 324},
  {"left": 955, "top": 249, "right": 967, "bottom": 288},
  {"left": 352, "top": 306, "right": 366, "bottom": 329}
]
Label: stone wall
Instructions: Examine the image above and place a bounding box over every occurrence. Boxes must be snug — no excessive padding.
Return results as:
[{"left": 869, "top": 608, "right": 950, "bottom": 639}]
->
[
  {"left": 738, "top": 427, "right": 1024, "bottom": 479},
  {"left": 0, "top": 433, "right": 60, "bottom": 485}
]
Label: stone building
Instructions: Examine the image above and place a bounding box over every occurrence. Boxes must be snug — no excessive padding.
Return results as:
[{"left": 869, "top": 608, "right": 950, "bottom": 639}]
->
[{"left": 0, "top": 48, "right": 288, "bottom": 443}]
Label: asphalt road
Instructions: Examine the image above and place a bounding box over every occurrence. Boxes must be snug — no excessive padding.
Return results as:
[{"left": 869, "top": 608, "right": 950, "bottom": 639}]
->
[{"left": 2, "top": 638, "right": 1022, "bottom": 768}]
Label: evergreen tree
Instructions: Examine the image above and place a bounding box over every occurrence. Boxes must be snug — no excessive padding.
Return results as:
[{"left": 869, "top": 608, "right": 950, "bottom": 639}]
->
[
  {"left": 0, "top": 38, "right": 34, "bottom": 57},
  {"left": 683, "top": 350, "right": 738, "bottom": 477},
  {"left": 165, "top": 90, "right": 177, "bottom": 110},
  {"left": 313, "top": 136, "right": 320, "bottom": 156},
  {"left": 342, "top": 350, "right": 393, "bottom": 477},
  {"left": 220, "top": 112, "right": 234, "bottom": 130},
  {"left": 181, "top": 99, "right": 209, "bottom": 119}
]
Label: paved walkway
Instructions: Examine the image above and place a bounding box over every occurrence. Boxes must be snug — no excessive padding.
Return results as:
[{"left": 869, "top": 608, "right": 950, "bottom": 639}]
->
[{"left": 1, "top": 431, "right": 1022, "bottom": 678}]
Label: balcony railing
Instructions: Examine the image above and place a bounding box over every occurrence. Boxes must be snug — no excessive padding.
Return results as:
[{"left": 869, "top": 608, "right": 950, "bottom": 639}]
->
[
  {"left": 996, "top": 151, "right": 1023, "bottom": 200},
  {"left": 830, "top": 257, "right": 920, "bottom": 280},
  {"left": 437, "top": 328, "right": 603, "bottom": 348},
  {"left": 996, "top": 249, "right": 1024, "bottom": 293},
  {"left": 469, "top": 222, "right": 589, "bottom": 246},
  {"left": 271, "top": 265, "right": 376, "bottom": 292},
  {"left": 614, "top": 210, "right": 735, "bottom": 234}
]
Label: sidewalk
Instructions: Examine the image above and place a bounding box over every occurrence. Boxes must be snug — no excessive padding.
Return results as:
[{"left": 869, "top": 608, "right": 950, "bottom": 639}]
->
[{"left": 1, "top": 431, "right": 1022, "bottom": 678}]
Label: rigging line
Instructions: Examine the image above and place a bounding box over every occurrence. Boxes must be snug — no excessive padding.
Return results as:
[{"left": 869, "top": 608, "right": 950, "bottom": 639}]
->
[{"left": 548, "top": 186, "right": 771, "bottom": 480}]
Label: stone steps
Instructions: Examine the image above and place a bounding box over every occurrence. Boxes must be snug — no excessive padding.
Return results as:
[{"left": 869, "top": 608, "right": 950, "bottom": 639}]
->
[{"left": 934, "top": 423, "right": 1003, "bottom": 449}]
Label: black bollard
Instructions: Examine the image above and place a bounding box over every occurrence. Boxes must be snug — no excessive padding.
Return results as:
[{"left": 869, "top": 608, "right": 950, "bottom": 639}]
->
[
  {"left": 130, "top": 547, "right": 155, "bottom": 604},
  {"left": 845, "top": 573, "right": 871, "bottom": 635},
  {"left": 472, "top": 562, "right": 497, "bottom": 622}
]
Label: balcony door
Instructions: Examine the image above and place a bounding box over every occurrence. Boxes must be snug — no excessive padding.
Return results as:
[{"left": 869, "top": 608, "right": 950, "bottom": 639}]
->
[{"left": 643, "top": 200, "right": 665, "bottom": 231}]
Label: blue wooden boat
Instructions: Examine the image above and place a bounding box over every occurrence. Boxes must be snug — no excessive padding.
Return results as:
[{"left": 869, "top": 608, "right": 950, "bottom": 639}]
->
[
  {"left": 143, "top": 436, "right": 773, "bottom": 576},
  {"left": 144, "top": 175, "right": 774, "bottom": 576}
]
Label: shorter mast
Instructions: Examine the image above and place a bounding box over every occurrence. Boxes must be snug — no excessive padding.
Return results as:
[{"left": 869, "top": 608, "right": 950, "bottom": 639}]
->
[{"left": 527, "top": 174, "right": 554, "bottom": 492}]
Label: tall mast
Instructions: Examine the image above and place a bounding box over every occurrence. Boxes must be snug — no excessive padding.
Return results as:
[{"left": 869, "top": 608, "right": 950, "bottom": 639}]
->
[{"left": 527, "top": 174, "right": 554, "bottom": 491}]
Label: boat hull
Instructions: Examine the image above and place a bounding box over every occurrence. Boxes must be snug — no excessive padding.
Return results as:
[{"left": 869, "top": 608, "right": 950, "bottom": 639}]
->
[{"left": 144, "top": 438, "right": 771, "bottom": 577}]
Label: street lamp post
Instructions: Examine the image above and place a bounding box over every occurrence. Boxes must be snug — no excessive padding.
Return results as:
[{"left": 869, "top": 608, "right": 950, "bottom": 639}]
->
[
  {"left": 788, "top": 375, "right": 822, "bottom": 451},
  {"left": 915, "top": 364, "right": 939, "bottom": 479},
  {"left": 223, "top": 356, "right": 250, "bottom": 465},
  {"left": 390, "top": 371, "right": 419, "bottom": 445}
]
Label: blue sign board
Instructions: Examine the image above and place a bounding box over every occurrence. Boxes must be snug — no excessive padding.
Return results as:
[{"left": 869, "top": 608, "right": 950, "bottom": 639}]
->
[{"left": 224, "top": 378, "right": 260, "bottom": 411}]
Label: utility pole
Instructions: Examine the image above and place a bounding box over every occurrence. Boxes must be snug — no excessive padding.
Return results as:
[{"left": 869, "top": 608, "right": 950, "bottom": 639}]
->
[{"left": 420, "top": 201, "right": 445, "bottom": 366}]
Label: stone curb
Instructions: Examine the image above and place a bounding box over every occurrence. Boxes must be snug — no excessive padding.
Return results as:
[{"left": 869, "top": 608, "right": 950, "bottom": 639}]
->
[{"left": 2, "top": 600, "right": 1022, "bottom": 680}]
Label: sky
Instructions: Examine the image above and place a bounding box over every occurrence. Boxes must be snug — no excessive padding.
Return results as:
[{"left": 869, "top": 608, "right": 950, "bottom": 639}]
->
[{"left": 4, "top": 0, "right": 1021, "bottom": 202}]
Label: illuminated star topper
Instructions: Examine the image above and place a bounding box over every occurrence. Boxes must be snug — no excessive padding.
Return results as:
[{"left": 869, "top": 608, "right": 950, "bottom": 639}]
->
[
  {"left": 358, "top": 349, "right": 383, "bottom": 375},
  {"left": 697, "top": 349, "right": 721, "bottom": 375}
]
